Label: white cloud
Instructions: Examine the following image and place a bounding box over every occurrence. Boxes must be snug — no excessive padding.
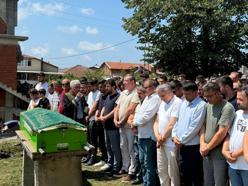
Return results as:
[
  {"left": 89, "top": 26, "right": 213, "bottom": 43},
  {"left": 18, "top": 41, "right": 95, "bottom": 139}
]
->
[
  {"left": 81, "top": 8, "right": 94, "bottom": 16},
  {"left": 85, "top": 26, "right": 98, "bottom": 35},
  {"left": 18, "top": 0, "right": 32, "bottom": 21},
  {"left": 18, "top": 0, "right": 29, "bottom": 6},
  {"left": 78, "top": 41, "right": 114, "bottom": 51},
  {"left": 18, "top": 7, "right": 30, "bottom": 21},
  {"left": 31, "top": 46, "right": 49, "bottom": 56},
  {"left": 61, "top": 48, "right": 77, "bottom": 55},
  {"left": 81, "top": 55, "right": 92, "bottom": 61},
  {"left": 32, "top": 3, "right": 65, "bottom": 16},
  {"left": 57, "top": 25, "right": 83, "bottom": 34}
]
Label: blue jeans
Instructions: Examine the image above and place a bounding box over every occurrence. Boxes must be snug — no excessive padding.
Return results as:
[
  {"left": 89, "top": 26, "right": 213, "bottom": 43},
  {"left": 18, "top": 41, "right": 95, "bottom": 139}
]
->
[
  {"left": 138, "top": 138, "right": 159, "bottom": 186},
  {"left": 229, "top": 166, "right": 248, "bottom": 186}
]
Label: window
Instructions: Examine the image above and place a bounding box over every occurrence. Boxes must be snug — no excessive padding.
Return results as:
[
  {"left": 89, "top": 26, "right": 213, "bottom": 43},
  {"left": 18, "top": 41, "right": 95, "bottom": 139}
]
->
[{"left": 17, "top": 59, "right": 32, "bottom": 67}]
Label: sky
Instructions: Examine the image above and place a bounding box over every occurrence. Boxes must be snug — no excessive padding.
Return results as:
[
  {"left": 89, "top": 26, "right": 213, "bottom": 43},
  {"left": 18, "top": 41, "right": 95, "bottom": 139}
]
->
[{"left": 16, "top": 0, "right": 143, "bottom": 68}]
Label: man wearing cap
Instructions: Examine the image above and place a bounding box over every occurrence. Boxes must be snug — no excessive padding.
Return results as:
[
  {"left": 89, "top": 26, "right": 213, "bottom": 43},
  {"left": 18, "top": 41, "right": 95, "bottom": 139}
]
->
[{"left": 35, "top": 72, "right": 49, "bottom": 95}]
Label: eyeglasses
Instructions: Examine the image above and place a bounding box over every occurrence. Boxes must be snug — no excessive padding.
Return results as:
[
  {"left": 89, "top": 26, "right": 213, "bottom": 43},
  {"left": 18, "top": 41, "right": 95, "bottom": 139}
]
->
[
  {"left": 144, "top": 86, "right": 151, "bottom": 89},
  {"left": 62, "top": 83, "right": 69, "bottom": 86}
]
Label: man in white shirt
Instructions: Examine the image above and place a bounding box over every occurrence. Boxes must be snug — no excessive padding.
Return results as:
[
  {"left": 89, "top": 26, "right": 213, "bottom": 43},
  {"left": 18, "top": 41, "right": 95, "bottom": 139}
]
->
[
  {"left": 222, "top": 86, "right": 248, "bottom": 186},
  {"left": 154, "top": 83, "right": 182, "bottom": 186},
  {"left": 133, "top": 79, "right": 161, "bottom": 186},
  {"left": 35, "top": 72, "right": 48, "bottom": 96},
  {"left": 84, "top": 79, "right": 101, "bottom": 165}
]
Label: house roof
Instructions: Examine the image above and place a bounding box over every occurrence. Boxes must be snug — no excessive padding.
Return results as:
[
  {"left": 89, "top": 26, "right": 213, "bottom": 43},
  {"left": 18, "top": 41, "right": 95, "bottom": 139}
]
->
[
  {"left": 64, "top": 65, "right": 88, "bottom": 78},
  {"left": 101, "top": 62, "right": 153, "bottom": 72},
  {"left": 22, "top": 54, "right": 58, "bottom": 69}
]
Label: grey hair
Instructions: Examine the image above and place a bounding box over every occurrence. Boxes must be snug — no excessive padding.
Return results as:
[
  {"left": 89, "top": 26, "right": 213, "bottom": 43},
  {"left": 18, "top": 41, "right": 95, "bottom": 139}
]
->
[
  {"left": 156, "top": 83, "right": 172, "bottom": 93},
  {"left": 70, "top": 80, "right": 80, "bottom": 88},
  {"left": 203, "top": 82, "right": 220, "bottom": 92}
]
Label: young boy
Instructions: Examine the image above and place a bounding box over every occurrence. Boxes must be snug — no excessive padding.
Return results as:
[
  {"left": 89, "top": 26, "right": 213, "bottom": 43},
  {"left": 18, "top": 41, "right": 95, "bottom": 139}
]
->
[{"left": 37, "top": 89, "right": 50, "bottom": 110}]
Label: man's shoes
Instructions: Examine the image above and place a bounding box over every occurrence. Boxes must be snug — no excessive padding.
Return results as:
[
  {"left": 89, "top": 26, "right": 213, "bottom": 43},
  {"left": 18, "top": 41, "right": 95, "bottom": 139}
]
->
[
  {"left": 93, "top": 160, "right": 105, "bottom": 167},
  {"left": 86, "top": 156, "right": 95, "bottom": 166},
  {"left": 121, "top": 174, "right": 136, "bottom": 182},
  {"left": 117, "top": 169, "right": 128, "bottom": 175},
  {"left": 131, "top": 179, "right": 143, "bottom": 185},
  {"left": 100, "top": 163, "right": 110, "bottom": 171}
]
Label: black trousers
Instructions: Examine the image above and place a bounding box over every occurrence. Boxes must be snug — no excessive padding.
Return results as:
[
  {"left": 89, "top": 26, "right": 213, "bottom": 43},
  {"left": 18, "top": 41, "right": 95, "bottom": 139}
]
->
[
  {"left": 88, "top": 120, "right": 107, "bottom": 161},
  {"left": 180, "top": 144, "right": 203, "bottom": 186}
]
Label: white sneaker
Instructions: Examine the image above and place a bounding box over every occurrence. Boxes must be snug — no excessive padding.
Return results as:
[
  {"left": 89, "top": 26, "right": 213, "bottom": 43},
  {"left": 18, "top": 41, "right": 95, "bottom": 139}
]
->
[
  {"left": 93, "top": 160, "right": 105, "bottom": 167},
  {"left": 99, "top": 163, "right": 110, "bottom": 171}
]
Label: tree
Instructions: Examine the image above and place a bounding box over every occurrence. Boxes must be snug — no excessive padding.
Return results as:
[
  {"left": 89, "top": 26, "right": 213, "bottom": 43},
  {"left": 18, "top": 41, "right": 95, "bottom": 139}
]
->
[
  {"left": 122, "top": 0, "right": 248, "bottom": 78},
  {"left": 83, "top": 69, "right": 105, "bottom": 81}
]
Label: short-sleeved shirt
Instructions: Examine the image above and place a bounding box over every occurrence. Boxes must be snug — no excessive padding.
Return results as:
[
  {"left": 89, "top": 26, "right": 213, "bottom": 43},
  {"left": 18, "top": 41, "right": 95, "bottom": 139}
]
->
[
  {"left": 228, "top": 95, "right": 238, "bottom": 111},
  {"left": 35, "top": 82, "right": 49, "bottom": 96},
  {"left": 229, "top": 110, "right": 248, "bottom": 170},
  {"left": 103, "top": 92, "right": 120, "bottom": 130},
  {"left": 87, "top": 90, "right": 101, "bottom": 121},
  {"left": 98, "top": 94, "right": 108, "bottom": 112},
  {"left": 158, "top": 96, "right": 182, "bottom": 147},
  {"left": 205, "top": 101, "right": 235, "bottom": 159},
  {"left": 37, "top": 97, "right": 50, "bottom": 110},
  {"left": 116, "top": 88, "right": 139, "bottom": 128}
]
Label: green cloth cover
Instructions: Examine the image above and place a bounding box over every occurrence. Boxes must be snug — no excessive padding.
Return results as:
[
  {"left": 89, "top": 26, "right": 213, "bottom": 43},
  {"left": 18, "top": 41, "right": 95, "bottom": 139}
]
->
[{"left": 21, "top": 108, "right": 85, "bottom": 132}]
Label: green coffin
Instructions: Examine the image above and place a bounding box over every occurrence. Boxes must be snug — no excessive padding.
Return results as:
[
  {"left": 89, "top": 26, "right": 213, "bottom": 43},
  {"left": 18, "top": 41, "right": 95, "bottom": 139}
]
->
[{"left": 20, "top": 108, "right": 87, "bottom": 153}]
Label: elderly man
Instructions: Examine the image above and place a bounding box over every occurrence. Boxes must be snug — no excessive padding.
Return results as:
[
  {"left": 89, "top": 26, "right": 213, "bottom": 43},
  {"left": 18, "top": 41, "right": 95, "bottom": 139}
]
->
[
  {"left": 62, "top": 80, "right": 81, "bottom": 120},
  {"left": 222, "top": 86, "right": 248, "bottom": 186},
  {"left": 133, "top": 79, "right": 161, "bottom": 186},
  {"left": 114, "top": 74, "right": 139, "bottom": 181},
  {"left": 154, "top": 83, "right": 182, "bottom": 186},
  {"left": 59, "top": 78, "right": 70, "bottom": 113},
  {"left": 200, "top": 82, "right": 235, "bottom": 186}
]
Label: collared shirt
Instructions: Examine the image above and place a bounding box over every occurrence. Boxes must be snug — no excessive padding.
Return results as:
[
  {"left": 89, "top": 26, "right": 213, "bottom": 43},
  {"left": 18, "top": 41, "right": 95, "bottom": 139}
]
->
[
  {"left": 116, "top": 88, "right": 139, "bottom": 128},
  {"left": 49, "top": 92, "right": 60, "bottom": 112},
  {"left": 87, "top": 90, "right": 101, "bottom": 121},
  {"left": 172, "top": 96, "right": 206, "bottom": 145},
  {"left": 158, "top": 95, "right": 182, "bottom": 147},
  {"left": 133, "top": 92, "right": 161, "bottom": 141}
]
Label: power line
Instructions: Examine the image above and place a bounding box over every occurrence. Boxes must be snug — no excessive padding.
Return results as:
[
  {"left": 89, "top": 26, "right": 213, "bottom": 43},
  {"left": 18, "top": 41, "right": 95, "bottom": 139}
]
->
[
  {"left": 47, "top": 37, "right": 138, "bottom": 60},
  {"left": 13, "top": 0, "right": 121, "bottom": 26}
]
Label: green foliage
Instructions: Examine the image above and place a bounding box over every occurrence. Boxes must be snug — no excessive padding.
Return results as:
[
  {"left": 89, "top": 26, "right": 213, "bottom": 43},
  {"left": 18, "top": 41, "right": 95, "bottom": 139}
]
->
[
  {"left": 83, "top": 69, "right": 105, "bottom": 80},
  {"left": 122, "top": 0, "right": 248, "bottom": 78}
]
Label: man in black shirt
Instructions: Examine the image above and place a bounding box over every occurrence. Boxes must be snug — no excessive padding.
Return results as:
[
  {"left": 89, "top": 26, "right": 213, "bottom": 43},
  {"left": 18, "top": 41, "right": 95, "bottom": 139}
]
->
[
  {"left": 217, "top": 76, "right": 238, "bottom": 111},
  {"left": 99, "top": 79, "right": 121, "bottom": 175}
]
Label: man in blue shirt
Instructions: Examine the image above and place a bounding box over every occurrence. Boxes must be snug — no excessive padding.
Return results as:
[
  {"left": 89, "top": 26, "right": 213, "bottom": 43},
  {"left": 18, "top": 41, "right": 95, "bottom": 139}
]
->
[{"left": 172, "top": 82, "right": 206, "bottom": 186}]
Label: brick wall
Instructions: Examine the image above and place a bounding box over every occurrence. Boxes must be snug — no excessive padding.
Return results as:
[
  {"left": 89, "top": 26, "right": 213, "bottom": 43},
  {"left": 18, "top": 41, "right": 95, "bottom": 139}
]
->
[{"left": 0, "top": 44, "right": 17, "bottom": 89}]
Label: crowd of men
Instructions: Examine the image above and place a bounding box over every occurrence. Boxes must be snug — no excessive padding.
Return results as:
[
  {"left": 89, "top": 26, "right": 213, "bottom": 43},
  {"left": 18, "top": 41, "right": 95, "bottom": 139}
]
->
[{"left": 28, "top": 71, "right": 248, "bottom": 186}]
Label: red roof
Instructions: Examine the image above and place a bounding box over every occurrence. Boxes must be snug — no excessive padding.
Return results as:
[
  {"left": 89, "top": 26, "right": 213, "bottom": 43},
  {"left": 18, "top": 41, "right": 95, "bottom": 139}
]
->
[
  {"left": 102, "top": 62, "right": 152, "bottom": 72},
  {"left": 64, "top": 65, "right": 88, "bottom": 78}
]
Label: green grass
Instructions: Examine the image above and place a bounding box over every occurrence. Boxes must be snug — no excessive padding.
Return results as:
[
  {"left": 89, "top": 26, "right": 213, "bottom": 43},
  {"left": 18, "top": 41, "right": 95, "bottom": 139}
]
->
[
  {"left": 0, "top": 139, "right": 22, "bottom": 186},
  {"left": 0, "top": 139, "right": 132, "bottom": 186}
]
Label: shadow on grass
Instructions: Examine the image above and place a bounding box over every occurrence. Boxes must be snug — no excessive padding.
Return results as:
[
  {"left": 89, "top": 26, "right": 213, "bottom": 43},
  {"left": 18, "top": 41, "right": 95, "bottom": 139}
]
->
[{"left": 82, "top": 170, "right": 120, "bottom": 182}]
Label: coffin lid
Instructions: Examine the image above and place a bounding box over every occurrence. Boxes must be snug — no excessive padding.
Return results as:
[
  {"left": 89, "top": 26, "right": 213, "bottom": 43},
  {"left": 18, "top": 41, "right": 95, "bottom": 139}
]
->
[{"left": 21, "top": 108, "right": 85, "bottom": 133}]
